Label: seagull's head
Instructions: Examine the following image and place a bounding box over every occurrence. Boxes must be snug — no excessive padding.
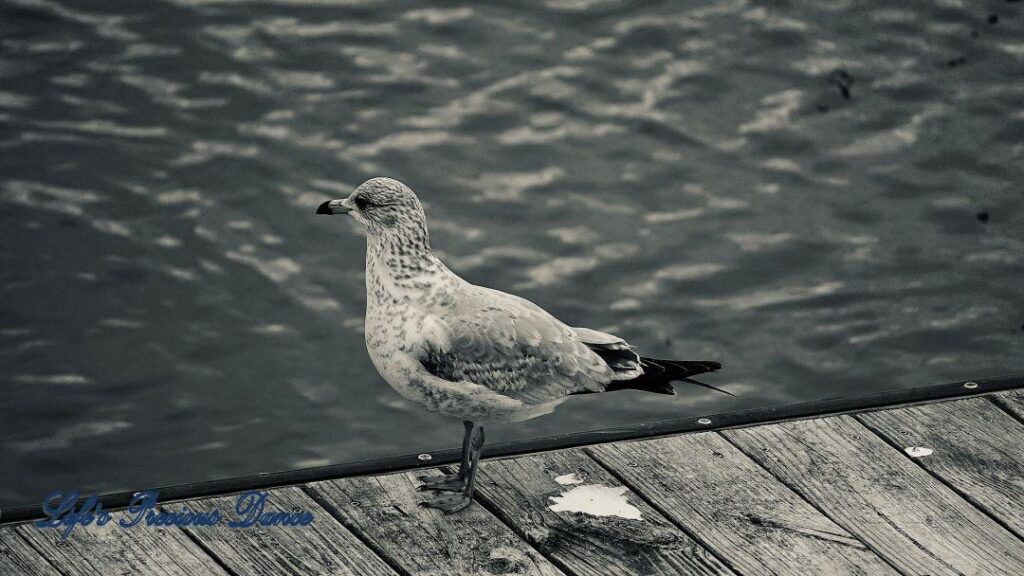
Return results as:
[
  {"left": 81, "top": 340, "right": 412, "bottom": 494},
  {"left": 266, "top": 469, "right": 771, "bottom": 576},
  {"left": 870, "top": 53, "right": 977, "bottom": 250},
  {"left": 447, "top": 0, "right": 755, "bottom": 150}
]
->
[{"left": 317, "top": 177, "right": 427, "bottom": 237}]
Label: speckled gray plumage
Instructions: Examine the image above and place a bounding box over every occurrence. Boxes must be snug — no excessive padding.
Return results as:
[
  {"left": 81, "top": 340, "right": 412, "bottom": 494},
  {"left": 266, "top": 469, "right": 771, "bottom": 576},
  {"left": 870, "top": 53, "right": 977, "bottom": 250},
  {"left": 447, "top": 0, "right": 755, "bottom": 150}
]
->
[{"left": 348, "top": 177, "right": 644, "bottom": 422}]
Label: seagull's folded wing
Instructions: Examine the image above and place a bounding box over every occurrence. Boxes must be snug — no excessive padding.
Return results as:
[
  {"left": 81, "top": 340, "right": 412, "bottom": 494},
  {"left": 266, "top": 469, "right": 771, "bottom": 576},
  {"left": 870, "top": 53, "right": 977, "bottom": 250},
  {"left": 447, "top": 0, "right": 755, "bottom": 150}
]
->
[{"left": 420, "top": 291, "right": 614, "bottom": 404}]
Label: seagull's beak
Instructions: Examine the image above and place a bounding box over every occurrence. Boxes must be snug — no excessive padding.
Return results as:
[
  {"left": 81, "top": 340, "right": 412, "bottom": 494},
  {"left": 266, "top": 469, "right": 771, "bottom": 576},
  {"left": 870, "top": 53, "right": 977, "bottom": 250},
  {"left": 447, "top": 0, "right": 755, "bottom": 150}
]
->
[{"left": 316, "top": 198, "right": 354, "bottom": 215}]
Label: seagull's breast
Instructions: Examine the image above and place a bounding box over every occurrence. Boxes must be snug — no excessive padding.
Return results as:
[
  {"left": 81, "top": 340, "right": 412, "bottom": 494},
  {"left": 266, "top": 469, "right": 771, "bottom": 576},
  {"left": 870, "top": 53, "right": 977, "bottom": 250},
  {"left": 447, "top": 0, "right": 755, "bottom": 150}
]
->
[
  {"left": 363, "top": 255, "right": 456, "bottom": 391},
  {"left": 360, "top": 245, "right": 581, "bottom": 421}
]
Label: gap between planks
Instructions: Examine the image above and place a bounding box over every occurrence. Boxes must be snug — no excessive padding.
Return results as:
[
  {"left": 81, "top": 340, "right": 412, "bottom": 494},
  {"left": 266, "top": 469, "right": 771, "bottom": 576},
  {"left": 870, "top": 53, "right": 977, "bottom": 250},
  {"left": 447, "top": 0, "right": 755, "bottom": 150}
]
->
[
  {"left": 6, "top": 389, "right": 1023, "bottom": 576},
  {"left": 723, "top": 413, "right": 1024, "bottom": 575},
  {"left": 710, "top": 428, "right": 913, "bottom": 576},
  {"left": 304, "top": 468, "right": 569, "bottom": 576},
  {"left": 989, "top": 391, "right": 1024, "bottom": 427},
  {"left": 298, "top": 484, "right": 417, "bottom": 576},
  {"left": 581, "top": 447, "right": 750, "bottom": 576},
  {"left": 589, "top": 432, "right": 901, "bottom": 576},
  {"left": 854, "top": 396, "right": 1024, "bottom": 541}
]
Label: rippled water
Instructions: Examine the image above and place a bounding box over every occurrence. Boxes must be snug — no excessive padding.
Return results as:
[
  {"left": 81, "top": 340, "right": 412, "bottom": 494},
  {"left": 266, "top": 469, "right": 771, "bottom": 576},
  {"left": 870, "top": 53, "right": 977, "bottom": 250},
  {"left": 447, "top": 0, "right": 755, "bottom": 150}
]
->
[{"left": 2, "top": 0, "right": 1022, "bottom": 508}]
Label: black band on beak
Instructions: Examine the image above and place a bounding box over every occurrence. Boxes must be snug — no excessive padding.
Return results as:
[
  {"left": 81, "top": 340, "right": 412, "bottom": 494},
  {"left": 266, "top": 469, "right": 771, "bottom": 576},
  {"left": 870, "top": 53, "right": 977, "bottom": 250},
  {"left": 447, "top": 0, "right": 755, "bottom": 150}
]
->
[{"left": 316, "top": 200, "right": 333, "bottom": 215}]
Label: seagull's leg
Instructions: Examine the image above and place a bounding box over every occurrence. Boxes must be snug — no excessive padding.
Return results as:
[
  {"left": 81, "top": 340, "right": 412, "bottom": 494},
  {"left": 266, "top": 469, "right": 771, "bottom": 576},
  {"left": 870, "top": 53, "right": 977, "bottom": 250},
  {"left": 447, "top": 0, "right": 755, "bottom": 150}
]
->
[
  {"left": 417, "top": 420, "right": 473, "bottom": 492},
  {"left": 463, "top": 425, "right": 484, "bottom": 495},
  {"left": 456, "top": 420, "right": 473, "bottom": 477},
  {"left": 420, "top": 425, "right": 484, "bottom": 514}
]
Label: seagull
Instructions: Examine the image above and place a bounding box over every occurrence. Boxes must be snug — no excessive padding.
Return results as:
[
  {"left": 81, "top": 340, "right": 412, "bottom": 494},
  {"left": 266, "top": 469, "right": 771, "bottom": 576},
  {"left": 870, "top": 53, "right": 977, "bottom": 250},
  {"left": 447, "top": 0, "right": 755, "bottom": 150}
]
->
[{"left": 318, "top": 177, "right": 728, "bottom": 513}]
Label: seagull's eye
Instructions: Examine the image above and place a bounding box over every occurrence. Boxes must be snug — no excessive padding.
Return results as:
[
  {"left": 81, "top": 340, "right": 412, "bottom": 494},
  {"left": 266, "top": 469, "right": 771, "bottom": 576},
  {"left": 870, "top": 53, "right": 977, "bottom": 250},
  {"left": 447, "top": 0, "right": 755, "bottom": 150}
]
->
[{"left": 354, "top": 196, "right": 370, "bottom": 210}]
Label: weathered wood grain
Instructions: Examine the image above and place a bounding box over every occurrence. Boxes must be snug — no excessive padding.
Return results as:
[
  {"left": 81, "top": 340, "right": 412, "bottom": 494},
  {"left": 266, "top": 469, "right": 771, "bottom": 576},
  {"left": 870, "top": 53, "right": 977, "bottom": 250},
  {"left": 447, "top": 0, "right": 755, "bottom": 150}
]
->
[
  {"left": 307, "top": 469, "right": 565, "bottom": 576},
  {"left": 473, "top": 449, "right": 738, "bottom": 576},
  {"left": 590, "top": 432, "right": 896, "bottom": 576},
  {"left": 182, "top": 486, "right": 396, "bottom": 576},
  {"left": 17, "top": 508, "right": 229, "bottom": 576},
  {"left": 725, "top": 415, "right": 1024, "bottom": 575},
  {"left": 8, "top": 390, "right": 1024, "bottom": 576},
  {"left": 0, "top": 530, "right": 62, "bottom": 576},
  {"left": 992, "top": 390, "right": 1024, "bottom": 421},
  {"left": 858, "top": 397, "right": 1024, "bottom": 539}
]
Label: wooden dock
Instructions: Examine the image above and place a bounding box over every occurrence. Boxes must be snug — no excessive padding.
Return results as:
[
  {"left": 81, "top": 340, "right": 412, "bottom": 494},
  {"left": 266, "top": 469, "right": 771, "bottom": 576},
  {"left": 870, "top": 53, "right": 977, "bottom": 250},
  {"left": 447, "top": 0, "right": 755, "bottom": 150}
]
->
[{"left": 3, "top": 375, "right": 1024, "bottom": 575}]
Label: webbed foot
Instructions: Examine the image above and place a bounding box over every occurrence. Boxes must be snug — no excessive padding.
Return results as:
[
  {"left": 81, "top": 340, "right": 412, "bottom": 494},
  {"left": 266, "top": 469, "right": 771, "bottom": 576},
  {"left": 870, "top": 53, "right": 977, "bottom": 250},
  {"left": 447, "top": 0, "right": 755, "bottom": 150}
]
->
[
  {"left": 419, "top": 492, "right": 473, "bottom": 514},
  {"left": 416, "top": 472, "right": 466, "bottom": 492}
]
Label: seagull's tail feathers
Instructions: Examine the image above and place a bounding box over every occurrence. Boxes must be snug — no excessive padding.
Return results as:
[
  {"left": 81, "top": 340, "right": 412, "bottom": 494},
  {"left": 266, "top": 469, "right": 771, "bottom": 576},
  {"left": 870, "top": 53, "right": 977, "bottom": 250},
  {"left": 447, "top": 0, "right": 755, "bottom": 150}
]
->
[{"left": 605, "top": 358, "right": 733, "bottom": 397}]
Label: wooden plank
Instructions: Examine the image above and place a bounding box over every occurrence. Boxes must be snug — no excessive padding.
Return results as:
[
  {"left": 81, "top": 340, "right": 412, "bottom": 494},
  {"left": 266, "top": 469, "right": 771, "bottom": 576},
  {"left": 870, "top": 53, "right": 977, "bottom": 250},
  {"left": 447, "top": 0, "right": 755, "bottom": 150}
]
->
[
  {"left": 473, "top": 449, "right": 738, "bottom": 576},
  {"left": 858, "top": 397, "right": 1024, "bottom": 539},
  {"left": 8, "top": 379, "right": 1024, "bottom": 528},
  {"left": 17, "top": 508, "right": 229, "bottom": 576},
  {"left": 725, "top": 414, "right": 1024, "bottom": 575},
  {"left": 0, "top": 530, "right": 62, "bottom": 576},
  {"left": 992, "top": 389, "right": 1024, "bottom": 421},
  {"left": 181, "top": 486, "right": 396, "bottom": 576},
  {"left": 591, "top": 433, "right": 897, "bottom": 576},
  {"left": 307, "top": 469, "right": 565, "bottom": 576}
]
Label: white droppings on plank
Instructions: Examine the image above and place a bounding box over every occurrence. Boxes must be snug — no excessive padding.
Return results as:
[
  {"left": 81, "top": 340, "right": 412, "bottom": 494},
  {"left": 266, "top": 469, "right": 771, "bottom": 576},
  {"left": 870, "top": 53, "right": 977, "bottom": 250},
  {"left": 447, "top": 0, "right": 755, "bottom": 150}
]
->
[
  {"left": 548, "top": 485, "right": 643, "bottom": 520},
  {"left": 554, "top": 472, "right": 584, "bottom": 485},
  {"left": 904, "top": 446, "right": 933, "bottom": 458}
]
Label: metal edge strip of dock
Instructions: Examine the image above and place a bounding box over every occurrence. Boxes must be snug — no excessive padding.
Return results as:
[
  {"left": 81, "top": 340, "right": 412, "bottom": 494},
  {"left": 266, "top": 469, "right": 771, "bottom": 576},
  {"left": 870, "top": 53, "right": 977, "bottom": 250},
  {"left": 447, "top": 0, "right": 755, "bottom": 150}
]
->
[{"left": 3, "top": 371, "right": 1022, "bottom": 526}]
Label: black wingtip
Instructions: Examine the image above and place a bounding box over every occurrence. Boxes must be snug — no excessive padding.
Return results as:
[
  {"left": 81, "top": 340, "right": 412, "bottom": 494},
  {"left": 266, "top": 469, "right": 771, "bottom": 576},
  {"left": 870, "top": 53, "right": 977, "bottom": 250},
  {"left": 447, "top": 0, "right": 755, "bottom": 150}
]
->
[{"left": 316, "top": 200, "right": 333, "bottom": 215}]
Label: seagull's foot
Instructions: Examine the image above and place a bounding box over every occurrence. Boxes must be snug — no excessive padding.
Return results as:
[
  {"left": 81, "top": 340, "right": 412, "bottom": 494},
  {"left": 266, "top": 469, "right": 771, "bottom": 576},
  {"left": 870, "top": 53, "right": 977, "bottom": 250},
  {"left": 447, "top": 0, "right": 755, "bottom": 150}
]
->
[
  {"left": 419, "top": 492, "right": 473, "bottom": 514},
  {"left": 416, "top": 472, "right": 466, "bottom": 492}
]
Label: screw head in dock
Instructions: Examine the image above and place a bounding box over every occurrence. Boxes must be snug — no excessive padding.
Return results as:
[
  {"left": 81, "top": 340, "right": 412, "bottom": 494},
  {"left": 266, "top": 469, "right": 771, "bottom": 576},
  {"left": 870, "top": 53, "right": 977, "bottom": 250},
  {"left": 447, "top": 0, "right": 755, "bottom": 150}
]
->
[
  {"left": 697, "top": 417, "right": 712, "bottom": 425},
  {"left": 963, "top": 381, "right": 979, "bottom": 389},
  {"left": 417, "top": 453, "right": 432, "bottom": 461}
]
